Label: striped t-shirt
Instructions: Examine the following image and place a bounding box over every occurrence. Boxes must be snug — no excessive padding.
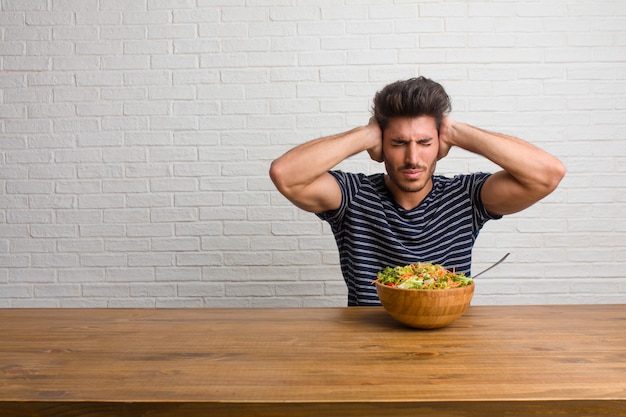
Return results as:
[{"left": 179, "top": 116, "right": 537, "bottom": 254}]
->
[{"left": 317, "top": 171, "right": 500, "bottom": 306}]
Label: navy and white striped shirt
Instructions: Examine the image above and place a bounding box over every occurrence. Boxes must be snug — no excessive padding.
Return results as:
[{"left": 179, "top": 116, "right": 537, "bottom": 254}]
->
[{"left": 317, "top": 171, "right": 500, "bottom": 306}]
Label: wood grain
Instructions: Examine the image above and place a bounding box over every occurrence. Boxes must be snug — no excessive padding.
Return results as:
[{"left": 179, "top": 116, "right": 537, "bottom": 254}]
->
[{"left": 1, "top": 305, "right": 625, "bottom": 416}]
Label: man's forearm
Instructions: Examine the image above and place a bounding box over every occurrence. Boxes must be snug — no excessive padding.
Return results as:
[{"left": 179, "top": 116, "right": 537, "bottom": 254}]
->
[
  {"left": 270, "top": 123, "right": 380, "bottom": 195},
  {"left": 441, "top": 119, "right": 566, "bottom": 215},
  {"left": 445, "top": 121, "right": 563, "bottom": 189}
]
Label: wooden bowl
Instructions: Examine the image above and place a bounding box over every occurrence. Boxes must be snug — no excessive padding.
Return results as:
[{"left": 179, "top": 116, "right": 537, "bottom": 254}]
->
[{"left": 375, "top": 281, "right": 475, "bottom": 329}]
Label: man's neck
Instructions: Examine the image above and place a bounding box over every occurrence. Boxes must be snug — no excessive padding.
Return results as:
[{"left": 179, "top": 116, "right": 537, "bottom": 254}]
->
[{"left": 383, "top": 175, "right": 433, "bottom": 211}]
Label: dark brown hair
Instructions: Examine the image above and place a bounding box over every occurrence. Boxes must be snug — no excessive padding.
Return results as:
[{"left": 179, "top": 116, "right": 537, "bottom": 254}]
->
[{"left": 372, "top": 76, "right": 451, "bottom": 131}]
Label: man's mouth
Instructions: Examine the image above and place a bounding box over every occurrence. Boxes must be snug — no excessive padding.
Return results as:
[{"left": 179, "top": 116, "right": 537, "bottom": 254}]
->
[{"left": 401, "top": 167, "right": 424, "bottom": 180}]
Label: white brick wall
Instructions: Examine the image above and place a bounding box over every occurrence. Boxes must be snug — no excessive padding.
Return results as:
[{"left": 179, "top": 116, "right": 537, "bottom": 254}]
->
[{"left": 1, "top": 0, "right": 625, "bottom": 307}]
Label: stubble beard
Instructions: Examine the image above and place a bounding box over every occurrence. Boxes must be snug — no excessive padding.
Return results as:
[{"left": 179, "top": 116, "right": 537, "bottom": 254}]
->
[{"left": 384, "top": 158, "right": 436, "bottom": 193}]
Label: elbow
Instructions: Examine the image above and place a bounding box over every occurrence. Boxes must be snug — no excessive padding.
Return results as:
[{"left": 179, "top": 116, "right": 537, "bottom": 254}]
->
[
  {"left": 538, "top": 157, "right": 566, "bottom": 198},
  {"left": 547, "top": 158, "right": 567, "bottom": 193},
  {"left": 269, "top": 158, "right": 289, "bottom": 195}
]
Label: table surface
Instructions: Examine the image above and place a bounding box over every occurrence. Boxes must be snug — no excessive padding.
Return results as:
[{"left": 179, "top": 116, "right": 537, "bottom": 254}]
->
[{"left": 1, "top": 305, "right": 625, "bottom": 417}]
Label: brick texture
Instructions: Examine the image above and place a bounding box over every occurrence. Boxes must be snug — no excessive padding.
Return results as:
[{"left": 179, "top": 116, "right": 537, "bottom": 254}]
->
[{"left": 1, "top": 1, "right": 625, "bottom": 307}]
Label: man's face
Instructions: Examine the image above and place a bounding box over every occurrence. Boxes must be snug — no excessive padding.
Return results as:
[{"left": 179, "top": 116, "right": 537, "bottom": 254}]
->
[{"left": 382, "top": 116, "right": 439, "bottom": 202}]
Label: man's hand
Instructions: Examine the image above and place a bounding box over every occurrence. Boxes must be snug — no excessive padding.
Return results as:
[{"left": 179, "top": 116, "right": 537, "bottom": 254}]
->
[
  {"left": 365, "top": 117, "right": 384, "bottom": 163},
  {"left": 437, "top": 116, "right": 454, "bottom": 160}
]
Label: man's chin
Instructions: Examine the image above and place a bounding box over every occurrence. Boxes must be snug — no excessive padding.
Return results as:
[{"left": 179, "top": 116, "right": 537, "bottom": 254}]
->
[
  {"left": 390, "top": 177, "right": 427, "bottom": 193},
  {"left": 398, "top": 183, "right": 427, "bottom": 193},
  {"left": 385, "top": 172, "right": 433, "bottom": 193}
]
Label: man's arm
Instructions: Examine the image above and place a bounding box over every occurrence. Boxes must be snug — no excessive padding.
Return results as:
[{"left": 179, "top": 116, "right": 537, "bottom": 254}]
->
[
  {"left": 438, "top": 117, "right": 566, "bottom": 216},
  {"left": 269, "top": 118, "right": 382, "bottom": 214}
]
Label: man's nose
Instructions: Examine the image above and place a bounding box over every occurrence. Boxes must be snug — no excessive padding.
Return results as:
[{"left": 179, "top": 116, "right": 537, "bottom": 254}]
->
[{"left": 405, "top": 142, "right": 420, "bottom": 166}]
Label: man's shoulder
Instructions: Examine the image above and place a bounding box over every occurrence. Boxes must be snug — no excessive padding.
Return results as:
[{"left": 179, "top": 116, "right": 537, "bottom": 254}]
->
[
  {"left": 317, "top": 171, "right": 386, "bottom": 223},
  {"left": 329, "top": 170, "right": 383, "bottom": 180},
  {"left": 329, "top": 170, "right": 385, "bottom": 188},
  {"left": 433, "top": 172, "right": 491, "bottom": 188}
]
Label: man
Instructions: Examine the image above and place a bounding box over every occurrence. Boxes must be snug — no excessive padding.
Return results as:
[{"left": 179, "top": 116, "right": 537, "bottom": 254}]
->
[{"left": 270, "top": 77, "right": 566, "bottom": 306}]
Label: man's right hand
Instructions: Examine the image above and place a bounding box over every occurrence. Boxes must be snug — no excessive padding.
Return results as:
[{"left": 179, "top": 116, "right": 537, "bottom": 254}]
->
[{"left": 437, "top": 116, "right": 454, "bottom": 161}]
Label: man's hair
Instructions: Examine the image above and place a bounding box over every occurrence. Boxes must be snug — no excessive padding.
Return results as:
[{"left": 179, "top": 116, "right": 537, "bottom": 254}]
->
[{"left": 372, "top": 76, "right": 451, "bottom": 132}]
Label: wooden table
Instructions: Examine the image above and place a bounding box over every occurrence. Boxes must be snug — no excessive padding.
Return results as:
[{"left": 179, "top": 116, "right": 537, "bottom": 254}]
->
[{"left": 1, "top": 305, "right": 625, "bottom": 417}]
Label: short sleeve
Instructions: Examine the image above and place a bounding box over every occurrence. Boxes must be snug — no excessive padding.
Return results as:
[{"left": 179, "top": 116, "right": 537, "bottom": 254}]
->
[
  {"left": 315, "top": 171, "right": 370, "bottom": 230},
  {"left": 465, "top": 172, "right": 502, "bottom": 230}
]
